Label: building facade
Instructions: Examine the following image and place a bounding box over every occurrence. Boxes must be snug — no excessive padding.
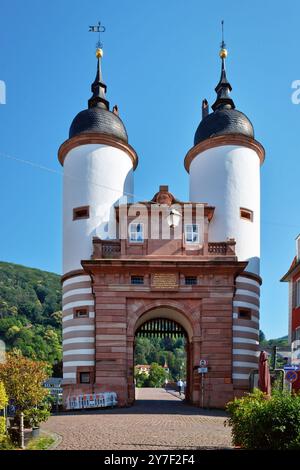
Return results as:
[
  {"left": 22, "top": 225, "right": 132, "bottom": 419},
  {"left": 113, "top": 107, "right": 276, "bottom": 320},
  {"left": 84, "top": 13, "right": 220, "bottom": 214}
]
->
[
  {"left": 281, "top": 234, "right": 300, "bottom": 391},
  {"left": 59, "top": 43, "right": 265, "bottom": 408}
]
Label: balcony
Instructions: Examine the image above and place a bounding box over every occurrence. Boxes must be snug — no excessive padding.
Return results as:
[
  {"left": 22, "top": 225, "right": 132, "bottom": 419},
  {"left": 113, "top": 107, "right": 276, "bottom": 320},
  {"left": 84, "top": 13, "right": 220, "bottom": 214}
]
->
[
  {"left": 208, "top": 241, "right": 236, "bottom": 256},
  {"left": 92, "top": 239, "right": 121, "bottom": 259},
  {"left": 92, "top": 237, "right": 236, "bottom": 259}
]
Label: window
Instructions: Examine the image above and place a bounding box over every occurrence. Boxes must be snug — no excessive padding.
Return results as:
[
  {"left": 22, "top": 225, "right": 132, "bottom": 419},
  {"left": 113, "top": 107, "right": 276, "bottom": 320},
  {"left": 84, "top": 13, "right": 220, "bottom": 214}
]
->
[
  {"left": 240, "top": 208, "right": 253, "bottom": 222},
  {"left": 131, "top": 276, "right": 144, "bottom": 285},
  {"left": 238, "top": 308, "right": 252, "bottom": 320},
  {"left": 73, "top": 206, "right": 90, "bottom": 220},
  {"left": 129, "top": 223, "right": 144, "bottom": 242},
  {"left": 296, "top": 280, "right": 300, "bottom": 307},
  {"left": 74, "top": 308, "right": 89, "bottom": 318},
  {"left": 185, "top": 224, "right": 199, "bottom": 243},
  {"left": 79, "top": 372, "right": 90, "bottom": 384},
  {"left": 185, "top": 276, "right": 197, "bottom": 285}
]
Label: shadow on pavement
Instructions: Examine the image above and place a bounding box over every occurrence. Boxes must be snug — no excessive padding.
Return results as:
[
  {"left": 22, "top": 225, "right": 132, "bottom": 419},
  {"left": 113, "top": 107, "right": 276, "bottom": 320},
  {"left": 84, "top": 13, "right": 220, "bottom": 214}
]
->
[{"left": 54, "top": 389, "right": 228, "bottom": 418}]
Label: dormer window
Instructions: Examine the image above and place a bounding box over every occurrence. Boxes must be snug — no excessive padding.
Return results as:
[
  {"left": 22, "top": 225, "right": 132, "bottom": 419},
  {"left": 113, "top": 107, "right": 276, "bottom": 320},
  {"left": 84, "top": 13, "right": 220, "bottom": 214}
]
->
[
  {"left": 129, "top": 223, "right": 144, "bottom": 243},
  {"left": 185, "top": 224, "right": 199, "bottom": 244}
]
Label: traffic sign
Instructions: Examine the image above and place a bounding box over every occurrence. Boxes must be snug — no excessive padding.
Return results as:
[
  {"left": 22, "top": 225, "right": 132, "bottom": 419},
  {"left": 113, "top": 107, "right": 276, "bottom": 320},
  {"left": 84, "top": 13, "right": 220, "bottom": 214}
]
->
[
  {"left": 284, "top": 365, "right": 300, "bottom": 371},
  {"left": 199, "top": 359, "right": 208, "bottom": 367},
  {"left": 285, "top": 370, "right": 298, "bottom": 383},
  {"left": 198, "top": 367, "right": 208, "bottom": 374}
]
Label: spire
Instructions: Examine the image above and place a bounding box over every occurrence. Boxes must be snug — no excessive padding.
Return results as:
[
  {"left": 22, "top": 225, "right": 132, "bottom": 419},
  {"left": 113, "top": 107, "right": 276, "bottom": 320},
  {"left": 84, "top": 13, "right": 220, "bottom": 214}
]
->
[
  {"left": 88, "top": 48, "right": 110, "bottom": 110},
  {"left": 211, "top": 21, "right": 235, "bottom": 112}
]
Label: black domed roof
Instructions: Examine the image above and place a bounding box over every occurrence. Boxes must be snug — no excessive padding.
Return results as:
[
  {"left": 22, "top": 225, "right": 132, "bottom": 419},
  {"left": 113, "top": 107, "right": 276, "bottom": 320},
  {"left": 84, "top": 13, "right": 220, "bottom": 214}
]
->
[
  {"left": 69, "top": 50, "right": 128, "bottom": 143},
  {"left": 193, "top": 50, "right": 255, "bottom": 147},
  {"left": 69, "top": 105, "right": 128, "bottom": 142},
  {"left": 194, "top": 107, "right": 254, "bottom": 146}
]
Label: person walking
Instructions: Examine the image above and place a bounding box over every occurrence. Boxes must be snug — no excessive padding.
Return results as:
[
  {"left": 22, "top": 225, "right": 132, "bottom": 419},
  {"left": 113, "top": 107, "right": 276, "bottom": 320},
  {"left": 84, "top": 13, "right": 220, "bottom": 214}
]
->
[{"left": 177, "top": 379, "right": 184, "bottom": 396}]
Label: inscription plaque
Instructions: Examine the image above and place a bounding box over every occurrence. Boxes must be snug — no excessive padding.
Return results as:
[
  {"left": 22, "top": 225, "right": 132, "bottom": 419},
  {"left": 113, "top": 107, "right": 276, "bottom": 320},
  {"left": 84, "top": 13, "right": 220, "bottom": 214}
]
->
[{"left": 152, "top": 273, "right": 178, "bottom": 289}]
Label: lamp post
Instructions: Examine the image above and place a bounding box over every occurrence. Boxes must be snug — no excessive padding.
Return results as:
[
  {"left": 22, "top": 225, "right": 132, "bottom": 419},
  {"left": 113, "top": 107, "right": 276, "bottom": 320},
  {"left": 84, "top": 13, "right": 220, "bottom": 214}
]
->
[{"left": 166, "top": 208, "right": 181, "bottom": 228}]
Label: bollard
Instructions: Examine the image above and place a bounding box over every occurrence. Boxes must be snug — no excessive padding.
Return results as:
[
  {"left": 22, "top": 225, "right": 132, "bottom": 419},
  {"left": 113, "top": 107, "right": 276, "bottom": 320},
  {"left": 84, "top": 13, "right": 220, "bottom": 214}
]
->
[{"left": 20, "top": 412, "right": 25, "bottom": 449}]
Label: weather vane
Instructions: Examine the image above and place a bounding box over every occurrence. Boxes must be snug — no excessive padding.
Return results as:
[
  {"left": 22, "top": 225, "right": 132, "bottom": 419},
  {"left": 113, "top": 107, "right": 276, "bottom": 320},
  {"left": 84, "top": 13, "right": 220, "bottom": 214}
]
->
[
  {"left": 221, "top": 20, "right": 226, "bottom": 49},
  {"left": 89, "top": 21, "right": 106, "bottom": 50}
]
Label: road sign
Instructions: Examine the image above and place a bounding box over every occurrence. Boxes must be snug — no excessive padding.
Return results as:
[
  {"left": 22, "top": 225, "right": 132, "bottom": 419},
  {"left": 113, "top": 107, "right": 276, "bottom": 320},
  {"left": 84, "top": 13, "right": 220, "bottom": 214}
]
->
[
  {"left": 285, "top": 370, "right": 298, "bottom": 383},
  {"left": 198, "top": 367, "right": 208, "bottom": 374},
  {"left": 284, "top": 365, "right": 300, "bottom": 371},
  {"left": 199, "top": 359, "right": 208, "bottom": 367}
]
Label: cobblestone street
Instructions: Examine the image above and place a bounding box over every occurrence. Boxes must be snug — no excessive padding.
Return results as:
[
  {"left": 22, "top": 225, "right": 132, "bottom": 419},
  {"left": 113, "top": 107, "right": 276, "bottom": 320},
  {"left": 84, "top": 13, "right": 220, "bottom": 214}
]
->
[{"left": 42, "top": 388, "right": 233, "bottom": 450}]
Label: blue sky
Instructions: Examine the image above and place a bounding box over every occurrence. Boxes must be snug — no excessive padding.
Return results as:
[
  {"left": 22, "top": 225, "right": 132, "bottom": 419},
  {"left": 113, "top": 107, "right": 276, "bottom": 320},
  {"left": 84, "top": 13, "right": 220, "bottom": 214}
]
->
[{"left": 0, "top": 0, "right": 299, "bottom": 339}]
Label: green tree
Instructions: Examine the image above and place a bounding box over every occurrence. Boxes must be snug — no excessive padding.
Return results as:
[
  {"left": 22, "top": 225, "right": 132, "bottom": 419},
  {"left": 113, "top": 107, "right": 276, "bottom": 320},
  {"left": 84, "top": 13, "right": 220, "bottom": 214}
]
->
[
  {"left": 135, "top": 337, "right": 152, "bottom": 365},
  {"left": 134, "top": 369, "right": 149, "bottom": 388},
  {"left": 147, "top": 363, "right": 168, "bottom": 388},
  {"left": 0, "top": 261, "right": 62, "bottom": 370},
  {"left": 259, "top": 330, "right": 266, "bottom": 344},
  {"left": 134, "top": 336, "right": 187, "bottom": 381},
  {"left": 0, "top": 351, "right": 50, "bottom": 414}
]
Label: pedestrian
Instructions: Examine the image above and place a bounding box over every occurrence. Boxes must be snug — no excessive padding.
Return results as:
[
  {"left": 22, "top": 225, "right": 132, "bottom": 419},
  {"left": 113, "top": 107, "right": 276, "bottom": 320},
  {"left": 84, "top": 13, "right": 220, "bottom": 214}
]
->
[{"left": 177, "top": 379, "right": 184, "bottom": 396}]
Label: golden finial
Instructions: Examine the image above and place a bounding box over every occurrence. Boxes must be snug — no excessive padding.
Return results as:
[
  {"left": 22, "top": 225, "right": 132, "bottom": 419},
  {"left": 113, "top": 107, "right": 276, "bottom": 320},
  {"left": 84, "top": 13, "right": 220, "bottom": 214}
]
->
[
  {"left": 219, "top": 20, "right": 228, "bottom": 59},
  {"left": 96, "top": 48, "right": 103, "bottom": 59},
  {"left": 89, "top": 21, "right": 105, "bottom": 58},
  {"left": 219, "top": 48, "right": 227, "bottom": 59}
]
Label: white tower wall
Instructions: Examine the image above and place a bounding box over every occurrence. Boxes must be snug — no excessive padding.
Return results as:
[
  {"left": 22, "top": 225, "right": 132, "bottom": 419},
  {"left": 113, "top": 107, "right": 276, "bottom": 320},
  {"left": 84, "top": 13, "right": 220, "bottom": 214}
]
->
[
  {"left": 63, "top": 143, "right": 134, "bottom": 274},
  {"left": 189, "top": 142, "right": 261, "bottom": 389},
  {"left": 189, "top": 144, "right": 260, "bottom": 275}
]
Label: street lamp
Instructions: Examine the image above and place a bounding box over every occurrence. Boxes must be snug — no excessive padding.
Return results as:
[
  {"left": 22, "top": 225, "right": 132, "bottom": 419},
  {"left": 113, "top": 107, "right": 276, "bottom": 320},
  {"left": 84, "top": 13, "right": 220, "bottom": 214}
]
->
[{"left": 166, "top": 208, "right": 181, "bottom": 228}]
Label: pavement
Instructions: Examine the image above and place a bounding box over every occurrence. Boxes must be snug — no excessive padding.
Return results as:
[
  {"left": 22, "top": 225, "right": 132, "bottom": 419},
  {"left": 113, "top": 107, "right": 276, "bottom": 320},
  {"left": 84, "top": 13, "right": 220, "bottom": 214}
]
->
[{"left": 42, "top": 388, "right": 233, "bottom": 450}]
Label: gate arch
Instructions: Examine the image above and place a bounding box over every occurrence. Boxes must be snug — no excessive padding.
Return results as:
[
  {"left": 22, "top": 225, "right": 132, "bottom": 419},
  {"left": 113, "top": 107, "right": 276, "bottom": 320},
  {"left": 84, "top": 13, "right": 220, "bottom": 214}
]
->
[
  {"left": 128, "top": 303, "right": 199, "bottom": 405},
  {"left": 128, "top": 300, "right": 200, "bottom": 340}
]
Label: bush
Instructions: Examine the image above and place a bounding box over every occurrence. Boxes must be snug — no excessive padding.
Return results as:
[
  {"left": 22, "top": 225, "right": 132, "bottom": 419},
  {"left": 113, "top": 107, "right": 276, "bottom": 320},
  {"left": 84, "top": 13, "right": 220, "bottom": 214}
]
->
[
  {"left": 147, "top": 363, "right": 168, "bottom": 388},
  {"left": 135, "top": 371, "right": 149, "bottom": 388},
  {"left": 226, "top": 389, "right": 300, "bottom": 449},
  {"left": 0, "top": 351, "right": 50, "bottom": 414},
  {"left": 0, "top": 381, "right": 10, "bottom": 449},
  {"left": 23, "top": 404, "right": 50, "bottom": 429}
]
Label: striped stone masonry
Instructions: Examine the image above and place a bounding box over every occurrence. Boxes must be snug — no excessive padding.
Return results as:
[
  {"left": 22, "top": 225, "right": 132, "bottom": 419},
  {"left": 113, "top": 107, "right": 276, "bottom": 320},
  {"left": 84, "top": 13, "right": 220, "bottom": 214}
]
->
[
  {"left": 62, "top": 274, "right": 95, "bottom": 384},
  {"left": 61, "top": 265, "right": 260, "bottom": 408},
  {"left": 232, "top": 274, "right": 260, "bottom": 393}
]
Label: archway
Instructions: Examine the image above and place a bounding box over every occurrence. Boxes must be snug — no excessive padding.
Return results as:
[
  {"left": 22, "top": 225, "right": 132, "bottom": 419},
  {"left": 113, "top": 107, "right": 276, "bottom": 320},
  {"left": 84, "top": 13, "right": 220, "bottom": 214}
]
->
[{"left": 129, "top": 306, "right": 195, "bottom": 405}]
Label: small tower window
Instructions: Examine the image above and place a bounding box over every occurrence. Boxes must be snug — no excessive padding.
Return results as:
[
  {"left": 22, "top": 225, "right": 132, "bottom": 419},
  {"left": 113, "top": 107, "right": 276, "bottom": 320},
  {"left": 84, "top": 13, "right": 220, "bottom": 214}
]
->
[
  {"left": 73, "top": 206, "right": 90, "bottom": 220},
  {"left": 240, "top": 208, "right": 253, "bottom": 222},
  {"left": 238, "top": 308, "right": 252, "bottom": 320},
  {"left": 79, "top": 372, "right": 91, "bottom": 384},
  {"left": 74, "top": 307, "right": 89, "bottom": 318},
  {"left": 185, "top": 276, "right": 197, "bottom": 285},
  {"left": 131, "top": 276, "right": 144, "bottom": 285},
  {"left": 185, "top": 224, "right": 199, "bottom": 243},
  {"left": 129, "top": 223, "right": 144, "bottom": 242}
]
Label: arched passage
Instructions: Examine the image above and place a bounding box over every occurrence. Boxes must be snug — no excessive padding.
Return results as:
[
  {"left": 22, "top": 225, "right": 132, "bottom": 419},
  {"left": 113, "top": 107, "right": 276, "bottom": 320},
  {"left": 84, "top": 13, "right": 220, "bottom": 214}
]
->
[{"left": 128, "top": 305, "right": 196, "bottom": 405}]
